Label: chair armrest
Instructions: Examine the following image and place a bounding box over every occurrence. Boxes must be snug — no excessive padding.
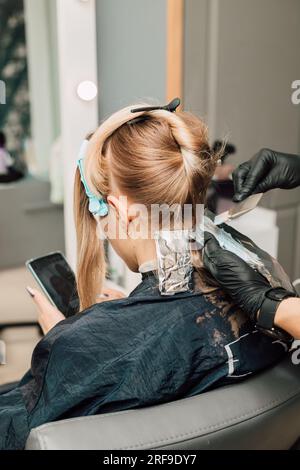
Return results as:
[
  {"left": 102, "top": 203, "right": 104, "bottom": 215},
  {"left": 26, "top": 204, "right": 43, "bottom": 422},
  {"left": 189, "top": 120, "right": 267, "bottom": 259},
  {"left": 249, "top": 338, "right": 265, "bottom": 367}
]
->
[{"left": 26, "top": 356, "right": 300, "bottom": 450}]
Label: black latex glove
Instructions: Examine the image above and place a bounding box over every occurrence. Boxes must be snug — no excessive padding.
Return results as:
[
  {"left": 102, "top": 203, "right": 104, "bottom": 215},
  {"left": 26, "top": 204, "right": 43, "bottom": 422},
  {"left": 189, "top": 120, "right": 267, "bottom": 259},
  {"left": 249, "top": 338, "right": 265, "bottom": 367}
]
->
[
  {"left": 203, "top": 233, "right": 271, "bottom": 322},
  {"left": 232, "top": 148, "right": 300, "bottom": 202}
]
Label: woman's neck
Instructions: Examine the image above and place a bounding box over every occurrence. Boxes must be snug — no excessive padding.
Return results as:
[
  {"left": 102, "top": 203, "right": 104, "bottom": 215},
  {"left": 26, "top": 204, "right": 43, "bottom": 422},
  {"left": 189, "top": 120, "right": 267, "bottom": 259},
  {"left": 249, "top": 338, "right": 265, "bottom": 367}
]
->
[{"left": 135, "top": 239, "right": 158, "bottom": 272}]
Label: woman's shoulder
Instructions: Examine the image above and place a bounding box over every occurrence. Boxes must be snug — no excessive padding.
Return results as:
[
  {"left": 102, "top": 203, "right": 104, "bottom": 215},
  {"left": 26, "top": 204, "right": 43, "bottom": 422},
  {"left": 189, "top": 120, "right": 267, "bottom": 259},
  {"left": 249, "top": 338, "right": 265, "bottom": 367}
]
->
[
  {"left": 50, "top": 279, "right": 241, "bottom": 348},
  {"left": 54, "top": 290, "right": 205, "bottom": 345}
]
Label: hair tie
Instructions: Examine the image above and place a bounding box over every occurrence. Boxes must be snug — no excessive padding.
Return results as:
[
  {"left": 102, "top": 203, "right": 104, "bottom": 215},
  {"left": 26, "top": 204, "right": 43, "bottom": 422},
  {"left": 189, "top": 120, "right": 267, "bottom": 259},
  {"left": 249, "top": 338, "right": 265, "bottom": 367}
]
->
[{"left": 77, "top": 140, "right": 109, "bottom": 217}]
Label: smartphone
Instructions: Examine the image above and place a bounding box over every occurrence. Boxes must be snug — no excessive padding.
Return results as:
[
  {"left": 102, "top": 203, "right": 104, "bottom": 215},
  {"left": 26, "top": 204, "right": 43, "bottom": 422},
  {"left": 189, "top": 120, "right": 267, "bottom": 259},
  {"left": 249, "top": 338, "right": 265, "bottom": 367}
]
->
[{"left": 26, "top": 252, "right": 80, "bottom": 318}]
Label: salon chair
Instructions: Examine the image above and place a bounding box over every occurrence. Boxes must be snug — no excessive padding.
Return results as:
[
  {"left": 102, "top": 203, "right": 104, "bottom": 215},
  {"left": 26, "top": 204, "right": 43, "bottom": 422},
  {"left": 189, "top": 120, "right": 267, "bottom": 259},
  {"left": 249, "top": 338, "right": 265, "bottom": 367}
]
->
[{"left": 26, "top": 355, "right": 300, "bottom": 450}]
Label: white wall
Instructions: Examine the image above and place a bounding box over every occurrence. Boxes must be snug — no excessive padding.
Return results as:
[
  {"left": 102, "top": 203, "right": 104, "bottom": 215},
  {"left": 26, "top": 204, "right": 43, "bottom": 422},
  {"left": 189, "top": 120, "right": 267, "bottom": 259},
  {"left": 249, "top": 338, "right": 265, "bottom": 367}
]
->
[{"left": 96, "top": 0, "right": 167, "bottom": 120}]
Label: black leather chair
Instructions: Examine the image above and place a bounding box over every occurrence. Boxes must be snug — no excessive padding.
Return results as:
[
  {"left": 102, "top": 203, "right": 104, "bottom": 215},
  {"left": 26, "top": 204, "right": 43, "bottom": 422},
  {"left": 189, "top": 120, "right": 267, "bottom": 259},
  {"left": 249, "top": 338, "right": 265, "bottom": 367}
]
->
[{"left": 26, "top": 355, "right": 300, "bottom": 450}]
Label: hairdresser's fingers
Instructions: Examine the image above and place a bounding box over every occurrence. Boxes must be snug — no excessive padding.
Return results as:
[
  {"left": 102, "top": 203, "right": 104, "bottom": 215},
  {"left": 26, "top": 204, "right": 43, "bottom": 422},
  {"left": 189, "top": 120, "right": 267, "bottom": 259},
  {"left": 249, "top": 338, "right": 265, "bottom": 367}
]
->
[
  {"left": 203, "top": 232, "right": 221, "bottom": 255},
  {"left": 252, "top": 168, "right": 279, "bottom": 195},
  {"left": 232, "top": 162, "right": 251, "bottom": 201},
  {"left": 204, "top": 234, "right": 271, "bottom": 286},
  {"left": 203, "top": 233, "right": 257, "bottom": 283},
  {"left": 238, "top": 154, "right": 271, "bottom": 198},
  {"left": 233, "top": 152, "right": 273, "bottom": 202},
  {"left": 203, "top": 233, "right": 234, "bottom": 267},
  {"left": 203, "top": 233, "right": 227, "bottom": 271},
  {"left": 202, "top": 233, "right": 227, "bottom": 278},
  {"left": 203, "top": 233, "right": 241, "bottom": 265}
]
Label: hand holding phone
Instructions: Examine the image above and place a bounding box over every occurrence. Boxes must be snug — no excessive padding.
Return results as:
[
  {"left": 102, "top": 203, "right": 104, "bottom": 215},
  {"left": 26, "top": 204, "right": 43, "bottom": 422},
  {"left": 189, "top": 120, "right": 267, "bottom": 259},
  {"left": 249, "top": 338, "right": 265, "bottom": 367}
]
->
[
  {"left": 26, "top": 286, "right": 66, "bottom": 335},
  {"left": 26, "top": 252, "right": 80, "bottom": 318}
]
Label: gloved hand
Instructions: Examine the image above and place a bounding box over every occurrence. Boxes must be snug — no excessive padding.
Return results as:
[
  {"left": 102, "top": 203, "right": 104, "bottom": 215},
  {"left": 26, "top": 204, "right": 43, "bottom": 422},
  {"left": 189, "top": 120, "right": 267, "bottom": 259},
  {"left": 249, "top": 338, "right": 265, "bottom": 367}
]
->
[
  {"left": 202, "top": 233, "right": 272, "bottom": 321},
  {"left": 233, "top": 148, "right": 300, "bottom": 202}
]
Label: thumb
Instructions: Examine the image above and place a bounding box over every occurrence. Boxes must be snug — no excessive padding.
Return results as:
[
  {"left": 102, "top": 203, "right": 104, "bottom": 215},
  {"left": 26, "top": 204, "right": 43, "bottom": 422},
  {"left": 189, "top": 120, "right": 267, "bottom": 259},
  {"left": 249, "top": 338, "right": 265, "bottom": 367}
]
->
[
  {"left": 236, "top": 156, "right": 270, "bottom": 200},
  {"left": 203, "top": 233, "right": 221, "bottom": 274},
  {"left": 204, "top": 233, "right": 221, "bottom": 257},
  {"left": 232, "top": 162, "right": 251, "bottom": 201},
  {"left": 26, "top": 287, "right": 56, "bottom": 312}
]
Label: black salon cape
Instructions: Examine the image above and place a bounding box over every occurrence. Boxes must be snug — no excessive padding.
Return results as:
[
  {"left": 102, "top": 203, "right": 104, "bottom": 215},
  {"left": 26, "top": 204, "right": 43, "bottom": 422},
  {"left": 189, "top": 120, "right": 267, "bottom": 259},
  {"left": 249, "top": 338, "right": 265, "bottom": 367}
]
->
[{"left": 0, "top": 273, "right": 287, "bottom": 449}]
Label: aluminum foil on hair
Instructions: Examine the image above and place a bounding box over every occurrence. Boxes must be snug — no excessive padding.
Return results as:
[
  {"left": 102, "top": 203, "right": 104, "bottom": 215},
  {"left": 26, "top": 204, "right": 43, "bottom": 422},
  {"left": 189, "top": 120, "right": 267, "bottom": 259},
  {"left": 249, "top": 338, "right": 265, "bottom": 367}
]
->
[
  {"left": 155, "top": 230, "right": 193, "bottom": 296},
  {"left": 197, "top": 216, "right": 292, "bottom": 290}
]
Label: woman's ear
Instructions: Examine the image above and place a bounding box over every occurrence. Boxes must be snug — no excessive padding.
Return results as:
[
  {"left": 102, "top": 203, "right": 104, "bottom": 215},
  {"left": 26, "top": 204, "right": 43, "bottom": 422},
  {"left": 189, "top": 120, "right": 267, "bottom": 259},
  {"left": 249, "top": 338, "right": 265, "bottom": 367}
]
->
[{"left": 107, "top": 195, "right": 129, "bottom": 225}]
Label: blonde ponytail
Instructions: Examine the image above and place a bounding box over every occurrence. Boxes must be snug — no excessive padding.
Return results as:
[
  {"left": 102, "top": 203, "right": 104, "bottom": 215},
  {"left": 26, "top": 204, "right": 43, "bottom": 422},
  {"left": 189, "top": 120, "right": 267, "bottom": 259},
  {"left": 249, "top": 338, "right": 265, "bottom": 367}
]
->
[{"left": 74, "top": 170, "right": 106, "bottom": 310}]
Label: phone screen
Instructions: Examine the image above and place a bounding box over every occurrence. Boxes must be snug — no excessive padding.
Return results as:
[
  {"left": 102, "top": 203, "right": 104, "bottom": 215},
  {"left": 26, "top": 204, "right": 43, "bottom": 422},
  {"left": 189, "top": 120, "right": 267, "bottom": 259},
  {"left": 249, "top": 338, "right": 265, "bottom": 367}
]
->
[{"left": 27, "top": 252, "right": 80, "bottom": 318}]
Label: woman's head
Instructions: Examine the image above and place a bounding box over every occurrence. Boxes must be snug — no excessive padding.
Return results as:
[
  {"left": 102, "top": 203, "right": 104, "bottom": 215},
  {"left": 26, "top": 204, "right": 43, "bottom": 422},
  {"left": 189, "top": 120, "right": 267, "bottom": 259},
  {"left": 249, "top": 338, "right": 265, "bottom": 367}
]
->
[{"left": 74, "top": 102, "right": 219, "bottom": 309}]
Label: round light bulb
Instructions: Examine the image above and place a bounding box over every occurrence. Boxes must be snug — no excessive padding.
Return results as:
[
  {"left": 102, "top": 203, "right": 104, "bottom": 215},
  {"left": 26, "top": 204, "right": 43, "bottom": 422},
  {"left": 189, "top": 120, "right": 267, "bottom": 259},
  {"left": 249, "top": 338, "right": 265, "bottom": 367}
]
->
[{"left": 77, "top": 81, "right": 98, "bottom": 101}]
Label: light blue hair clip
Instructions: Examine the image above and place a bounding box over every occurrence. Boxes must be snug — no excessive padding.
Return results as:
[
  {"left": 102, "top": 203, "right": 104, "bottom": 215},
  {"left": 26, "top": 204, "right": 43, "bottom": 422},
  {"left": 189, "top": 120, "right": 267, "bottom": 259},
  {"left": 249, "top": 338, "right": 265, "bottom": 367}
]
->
[{"left": 77, "top": 140, "right": 109, "bottom": 217}]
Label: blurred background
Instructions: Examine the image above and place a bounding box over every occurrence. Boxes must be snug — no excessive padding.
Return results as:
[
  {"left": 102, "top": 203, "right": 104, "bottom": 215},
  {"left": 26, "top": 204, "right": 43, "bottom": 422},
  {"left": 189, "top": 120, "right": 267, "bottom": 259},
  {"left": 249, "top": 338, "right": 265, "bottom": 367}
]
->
[{"left": 0, "top": 0, "right": 300, "bottom": 383}]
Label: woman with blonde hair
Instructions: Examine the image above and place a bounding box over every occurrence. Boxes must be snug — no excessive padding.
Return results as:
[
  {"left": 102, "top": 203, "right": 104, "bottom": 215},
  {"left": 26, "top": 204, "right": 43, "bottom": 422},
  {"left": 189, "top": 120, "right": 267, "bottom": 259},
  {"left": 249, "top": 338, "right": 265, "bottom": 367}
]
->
[{"left": 0, "top": 100, "right": 288, "bottom": 449}]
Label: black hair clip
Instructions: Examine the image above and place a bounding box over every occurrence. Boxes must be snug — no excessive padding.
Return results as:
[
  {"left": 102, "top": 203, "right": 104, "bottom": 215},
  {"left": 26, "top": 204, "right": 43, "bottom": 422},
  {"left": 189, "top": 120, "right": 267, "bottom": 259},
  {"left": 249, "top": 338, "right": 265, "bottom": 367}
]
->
[
  {"left": 131, "top": 97, "right": 181, "bottom": 114},
  {"left": 128, "top": 98, "right": 181, "bottom": 126}
]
